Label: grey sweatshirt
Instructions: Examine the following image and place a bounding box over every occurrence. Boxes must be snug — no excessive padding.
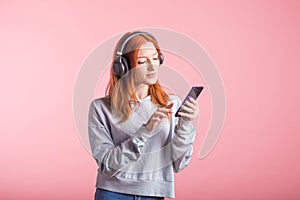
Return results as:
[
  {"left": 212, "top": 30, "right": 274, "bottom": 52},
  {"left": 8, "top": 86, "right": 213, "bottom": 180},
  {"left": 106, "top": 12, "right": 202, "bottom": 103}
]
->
[{"left": 88, "top": 94, "right": 196, "bottom": 198}]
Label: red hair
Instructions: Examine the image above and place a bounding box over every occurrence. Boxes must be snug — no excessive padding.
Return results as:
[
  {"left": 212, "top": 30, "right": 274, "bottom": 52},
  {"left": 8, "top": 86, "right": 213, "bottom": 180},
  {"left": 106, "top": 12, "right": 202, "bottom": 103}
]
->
[{"left": 106, "top": 31, "right": 170, "bottom": 122}]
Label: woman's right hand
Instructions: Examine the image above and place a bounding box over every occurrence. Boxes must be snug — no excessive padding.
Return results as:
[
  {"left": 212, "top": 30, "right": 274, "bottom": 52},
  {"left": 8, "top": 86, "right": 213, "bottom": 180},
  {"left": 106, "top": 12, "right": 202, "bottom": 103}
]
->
[{"left": 145, "top": 103, "right": 173, "bottom": 133}]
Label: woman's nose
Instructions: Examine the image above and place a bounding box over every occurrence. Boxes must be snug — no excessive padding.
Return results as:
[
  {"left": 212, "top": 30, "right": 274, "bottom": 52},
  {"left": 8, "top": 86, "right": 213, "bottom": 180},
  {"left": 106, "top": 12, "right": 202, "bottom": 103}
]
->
[{"left": 146, "top": 59, "right": 155, "bottom": 69}]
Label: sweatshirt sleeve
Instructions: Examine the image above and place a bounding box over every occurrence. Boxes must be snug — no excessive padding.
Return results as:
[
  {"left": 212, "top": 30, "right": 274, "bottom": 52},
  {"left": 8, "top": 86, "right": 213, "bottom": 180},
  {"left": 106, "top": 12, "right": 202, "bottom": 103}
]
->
[
  {"left": 171, "top": 96, "right": 196, "bottom": 173},
  {"left": 88, "top": 100, "right": 152, "bottom": 177}
]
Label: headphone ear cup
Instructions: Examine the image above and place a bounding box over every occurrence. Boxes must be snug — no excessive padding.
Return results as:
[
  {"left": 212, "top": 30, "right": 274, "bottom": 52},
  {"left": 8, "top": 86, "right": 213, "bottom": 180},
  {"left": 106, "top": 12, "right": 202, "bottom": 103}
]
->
[
  {"left": 113, "top": 56, "right": 130, "bottom": 78},
  {"left": 120, "top": 56, "right": 129, "bottom": 76},
  {"left": 113, "top": 56, "right": 123, "bottom": 77},
  {"left": 160, "top": 52, "right": 164, "bottom": 65}
]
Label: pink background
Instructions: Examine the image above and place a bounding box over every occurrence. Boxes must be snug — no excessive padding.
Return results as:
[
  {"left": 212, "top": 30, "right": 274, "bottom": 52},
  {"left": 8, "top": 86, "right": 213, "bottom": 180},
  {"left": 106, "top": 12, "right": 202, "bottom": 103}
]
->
[{"left": 1, "top": 0, "right": 299, "bottom": 199}]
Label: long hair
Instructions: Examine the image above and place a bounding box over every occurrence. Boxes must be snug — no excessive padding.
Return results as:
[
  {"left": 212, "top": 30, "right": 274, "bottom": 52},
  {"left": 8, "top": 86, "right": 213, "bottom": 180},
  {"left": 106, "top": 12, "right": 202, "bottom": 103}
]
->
[{"left": 105, "top": 31, "right": 170, "bottom": 122}]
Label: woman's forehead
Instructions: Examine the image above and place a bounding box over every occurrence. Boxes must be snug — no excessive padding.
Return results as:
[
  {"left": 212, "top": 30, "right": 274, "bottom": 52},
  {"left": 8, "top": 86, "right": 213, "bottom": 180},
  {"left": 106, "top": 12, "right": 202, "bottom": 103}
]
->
[{"left": 138, "top": 42, "right": 157, "bottom": 56}]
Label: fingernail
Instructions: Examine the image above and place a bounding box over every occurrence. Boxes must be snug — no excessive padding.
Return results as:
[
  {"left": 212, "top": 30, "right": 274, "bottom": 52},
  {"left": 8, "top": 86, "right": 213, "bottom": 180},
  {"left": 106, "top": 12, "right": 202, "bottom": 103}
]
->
[{"left": 165, "top": 103, "right": 174, "bottom": 109}]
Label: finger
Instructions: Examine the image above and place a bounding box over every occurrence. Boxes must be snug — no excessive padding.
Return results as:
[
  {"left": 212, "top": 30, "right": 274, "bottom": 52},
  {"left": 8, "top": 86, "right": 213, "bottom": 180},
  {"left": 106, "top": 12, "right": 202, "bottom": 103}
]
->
[
  {"left": 178, "top": 112, "right": 193, "bottom": 120},
  {"left": 158, "top": 107, "right": 172, "bottom": 114},
  {"left": 184, "top": 99, "right": 198, "bottom": 112},
  {"left": 165, "top": 104, "right": 174, "bottom": 114},
  {"left": 155, "top": 110, "right": 169, "bottom": 119},
  {"left": 165, "top": 103, "right": 174, "bottom": 110},
  {"left": 180, "top": 105, "right": 194, "bottom": 114},
  {"left": 188, "top": 97, "right": 198, "bottom": 105},
  {"left": 152, "top": 116, "right": 162, "bottom": 122},
  {"left": 184, "top": 102, "right": 199, "bottom": 117}
]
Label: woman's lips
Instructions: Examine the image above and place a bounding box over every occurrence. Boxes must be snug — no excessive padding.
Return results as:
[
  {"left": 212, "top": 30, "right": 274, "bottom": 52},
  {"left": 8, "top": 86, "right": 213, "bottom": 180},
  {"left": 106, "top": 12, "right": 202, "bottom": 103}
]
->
[{"left": 146, "top": 73, "right": 156, "bottom": 78}]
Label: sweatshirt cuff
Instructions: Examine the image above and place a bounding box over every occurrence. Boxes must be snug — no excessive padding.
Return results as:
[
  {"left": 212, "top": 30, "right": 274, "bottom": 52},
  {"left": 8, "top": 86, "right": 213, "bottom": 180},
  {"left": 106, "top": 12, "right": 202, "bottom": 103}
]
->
[
  {"left": 132, "top": 124, "right": 153, "bottom": 148},
  {"left": 177, "top": 118, "right": 194, "bottom": 133}
]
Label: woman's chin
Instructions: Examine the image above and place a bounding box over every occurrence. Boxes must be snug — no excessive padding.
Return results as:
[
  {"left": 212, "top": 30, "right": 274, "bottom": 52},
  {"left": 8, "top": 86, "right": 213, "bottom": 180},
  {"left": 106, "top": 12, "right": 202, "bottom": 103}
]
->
[{"left": 147, "top": 79, "right": 157, "bottom": 85}]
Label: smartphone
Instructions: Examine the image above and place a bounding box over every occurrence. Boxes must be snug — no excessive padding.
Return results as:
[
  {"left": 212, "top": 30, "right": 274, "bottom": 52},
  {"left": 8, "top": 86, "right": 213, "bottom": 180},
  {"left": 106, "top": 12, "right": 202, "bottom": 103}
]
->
[{"left": 175, "top": 86, "right": 204, "bottom": 117}]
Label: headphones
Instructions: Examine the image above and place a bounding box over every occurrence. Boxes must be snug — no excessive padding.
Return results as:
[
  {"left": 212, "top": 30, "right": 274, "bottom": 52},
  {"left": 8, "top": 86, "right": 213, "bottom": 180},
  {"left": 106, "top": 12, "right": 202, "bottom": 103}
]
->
[{"left": 112, "top": 31, "right": 164, "bottom": 78}]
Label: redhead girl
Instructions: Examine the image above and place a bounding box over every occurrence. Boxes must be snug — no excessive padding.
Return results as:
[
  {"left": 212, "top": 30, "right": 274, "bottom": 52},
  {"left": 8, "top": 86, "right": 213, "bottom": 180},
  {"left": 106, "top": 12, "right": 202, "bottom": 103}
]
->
[{"left": 88, "top": 31, "right": 199, "bottom": 200}]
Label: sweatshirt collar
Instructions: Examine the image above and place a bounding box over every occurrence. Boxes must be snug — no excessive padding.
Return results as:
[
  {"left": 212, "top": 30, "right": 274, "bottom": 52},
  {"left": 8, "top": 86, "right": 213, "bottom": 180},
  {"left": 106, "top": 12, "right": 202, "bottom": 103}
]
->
[
  {"left": 136, "top": 95, "right": 151, "bottom": 103},
  {"left": 129, "top": 95, "right": 151, "bottom": 104}
]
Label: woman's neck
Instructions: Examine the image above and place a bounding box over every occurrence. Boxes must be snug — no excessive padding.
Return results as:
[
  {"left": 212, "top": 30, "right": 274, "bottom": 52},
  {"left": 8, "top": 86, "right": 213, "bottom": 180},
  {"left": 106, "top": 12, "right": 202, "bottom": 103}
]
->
[{"left": 135, "top": 85, "right": 149, "bottom": 100}]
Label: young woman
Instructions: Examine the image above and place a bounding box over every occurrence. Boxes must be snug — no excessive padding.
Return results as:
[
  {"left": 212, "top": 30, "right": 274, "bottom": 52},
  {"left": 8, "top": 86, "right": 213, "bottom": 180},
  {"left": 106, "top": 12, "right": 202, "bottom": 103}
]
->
[{"left": 88, "top": 31, "right": 199, "bottom": 200}]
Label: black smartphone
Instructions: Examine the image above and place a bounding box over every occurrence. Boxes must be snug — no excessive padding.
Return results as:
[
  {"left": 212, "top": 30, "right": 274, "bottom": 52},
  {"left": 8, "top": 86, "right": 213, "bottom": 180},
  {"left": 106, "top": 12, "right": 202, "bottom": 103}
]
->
[{"left": 175, "top": 86, "right": 204, "bottom": 117}]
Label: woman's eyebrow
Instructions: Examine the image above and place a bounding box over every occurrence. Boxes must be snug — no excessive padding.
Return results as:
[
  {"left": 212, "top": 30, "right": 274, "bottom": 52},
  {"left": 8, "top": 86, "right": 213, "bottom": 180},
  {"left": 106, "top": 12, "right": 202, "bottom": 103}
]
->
[{"left": 138, "top": 52, "right": 158, "bottom": 58}]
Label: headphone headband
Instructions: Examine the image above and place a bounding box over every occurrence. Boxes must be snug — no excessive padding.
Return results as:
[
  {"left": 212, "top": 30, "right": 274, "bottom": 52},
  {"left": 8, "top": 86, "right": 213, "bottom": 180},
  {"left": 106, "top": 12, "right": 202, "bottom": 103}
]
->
[{"left": 116, "top": 31, "right": 158, "bottom": 56}]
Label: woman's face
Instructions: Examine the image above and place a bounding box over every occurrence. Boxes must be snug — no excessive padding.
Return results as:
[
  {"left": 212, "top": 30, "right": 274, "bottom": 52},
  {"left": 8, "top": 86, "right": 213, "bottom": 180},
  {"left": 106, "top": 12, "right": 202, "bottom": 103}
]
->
[{"left": 133, "top": 42, "right": 160, "bottom": 86}]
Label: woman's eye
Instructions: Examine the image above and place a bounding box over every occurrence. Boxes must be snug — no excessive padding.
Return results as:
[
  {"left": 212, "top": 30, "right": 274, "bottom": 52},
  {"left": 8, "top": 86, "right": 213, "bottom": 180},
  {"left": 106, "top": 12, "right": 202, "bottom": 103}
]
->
[
  {"left": 153, "top": 57, "right": 158, "bottom": 60},
  {"left": 138, "top": 61, "right": 146, "bottom": 64}
]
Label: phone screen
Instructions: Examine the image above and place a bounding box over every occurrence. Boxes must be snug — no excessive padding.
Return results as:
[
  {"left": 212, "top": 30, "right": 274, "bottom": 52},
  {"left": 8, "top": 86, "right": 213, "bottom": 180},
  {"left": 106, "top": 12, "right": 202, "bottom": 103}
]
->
[{"left": 175, "top": 86, "right": 204, "bottom": 117}]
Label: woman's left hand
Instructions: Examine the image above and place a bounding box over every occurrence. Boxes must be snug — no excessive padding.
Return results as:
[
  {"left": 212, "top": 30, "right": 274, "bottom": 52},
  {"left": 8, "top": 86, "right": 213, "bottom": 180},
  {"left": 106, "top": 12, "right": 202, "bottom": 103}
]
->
[{"left": 178, "top": 97, "right": 199, "bottom": 121}]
